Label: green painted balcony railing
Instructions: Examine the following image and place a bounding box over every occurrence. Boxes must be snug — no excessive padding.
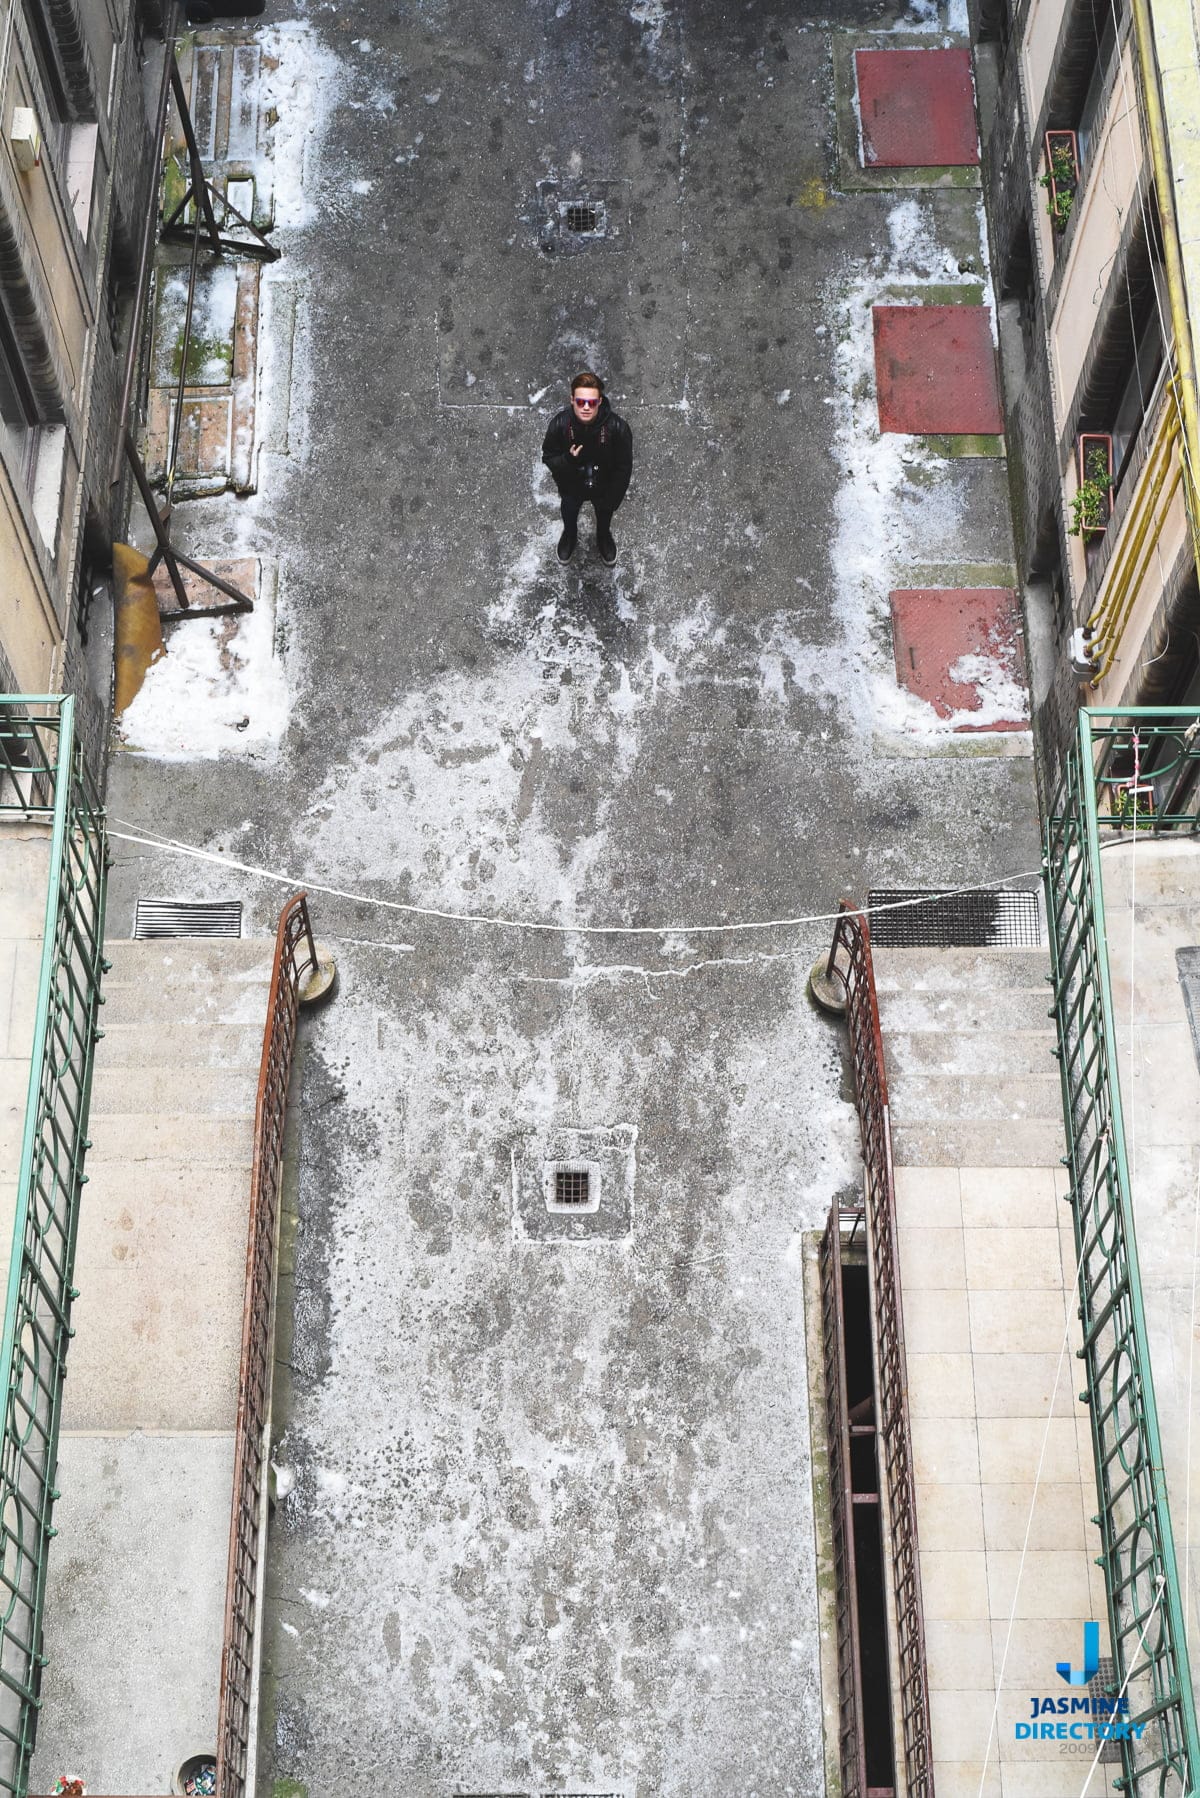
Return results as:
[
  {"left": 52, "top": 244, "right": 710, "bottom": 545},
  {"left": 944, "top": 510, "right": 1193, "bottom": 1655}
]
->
[
  {"left": 1045, "top": 707, "right": 1200, "bottom": 1798},
  {"left": 0, "top": 698, "right": 107, "bottom": 1798}
]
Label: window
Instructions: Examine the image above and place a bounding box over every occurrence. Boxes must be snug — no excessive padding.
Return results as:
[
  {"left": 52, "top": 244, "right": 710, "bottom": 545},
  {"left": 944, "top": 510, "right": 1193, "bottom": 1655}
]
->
[
  {"left": 20, "top": 0, "right": 71, "bottom": 161},
  {"left": 0, "top": 307, "right": 41, "bottom": 489}
]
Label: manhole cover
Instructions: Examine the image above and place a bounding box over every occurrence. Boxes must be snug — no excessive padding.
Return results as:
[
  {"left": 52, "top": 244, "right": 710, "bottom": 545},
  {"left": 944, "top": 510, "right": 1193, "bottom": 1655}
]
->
[
  {"left": 535, "top": 180, "right": 624, "bottom": 256},
  {"left": 513, "top": 1128, "right": 635, "bottom": 1240},
  {"left": 134, "top": 898, "right": 243, "bottom": 939}
]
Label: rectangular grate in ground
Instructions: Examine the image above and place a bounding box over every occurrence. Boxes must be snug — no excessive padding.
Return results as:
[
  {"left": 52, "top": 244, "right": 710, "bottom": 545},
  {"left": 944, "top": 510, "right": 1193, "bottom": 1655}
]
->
[
  {"left": 1088, "top": 1659, "right": 1123, "bottom": 1764},
  {"left": 133, "top": 898, "right": 243, "bottom": 939},
  {"left": 867, "top": 886, "right": 1042, "bottom": 948}
]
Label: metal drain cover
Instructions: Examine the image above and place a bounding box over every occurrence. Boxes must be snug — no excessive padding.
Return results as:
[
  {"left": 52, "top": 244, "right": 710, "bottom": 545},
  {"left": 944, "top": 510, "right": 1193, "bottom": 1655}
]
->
[
  {"left": 134, "top": 898, "right": 243, "bottom": 939},
  {"left": 867, "top": 887, "right": 1041, "bottom": 948},
  {"left": 535, "top": 179, "right": 624, "bottom": 256}
]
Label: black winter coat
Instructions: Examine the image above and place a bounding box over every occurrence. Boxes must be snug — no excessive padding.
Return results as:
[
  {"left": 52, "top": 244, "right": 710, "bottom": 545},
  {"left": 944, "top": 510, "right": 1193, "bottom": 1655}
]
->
[{"left": 541, "top": 398, "right": 633, "bottom": 511}]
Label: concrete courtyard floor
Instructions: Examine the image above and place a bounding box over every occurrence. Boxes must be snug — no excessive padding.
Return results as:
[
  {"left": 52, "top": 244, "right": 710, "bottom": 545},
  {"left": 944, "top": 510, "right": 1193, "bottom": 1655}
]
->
[{"left": 103, "top": 0, "right": 1043, "bottom": 1790}]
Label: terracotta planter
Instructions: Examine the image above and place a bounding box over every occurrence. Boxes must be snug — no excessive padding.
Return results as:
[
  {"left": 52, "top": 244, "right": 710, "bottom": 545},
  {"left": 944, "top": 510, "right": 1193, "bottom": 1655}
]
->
[
  {"left": 1076, "top": 431, "right": 1114, "bottom": 537},
  {"left": 1044, "top": 129, "right": 1080, "bottom": 233}
]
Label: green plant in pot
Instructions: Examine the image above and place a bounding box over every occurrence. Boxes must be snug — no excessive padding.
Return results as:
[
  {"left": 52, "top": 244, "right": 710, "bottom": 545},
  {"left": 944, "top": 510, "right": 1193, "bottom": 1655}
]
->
[{"left": 1069, "top": 446, "right": 1113, "bottom": 536}]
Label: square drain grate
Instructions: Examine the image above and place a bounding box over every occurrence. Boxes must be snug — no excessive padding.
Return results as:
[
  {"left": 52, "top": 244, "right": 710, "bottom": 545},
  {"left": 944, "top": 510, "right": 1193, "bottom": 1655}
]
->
[
  {"left": 134, "top": 898, "right": 243, "bottom": 939},
  {"left": 555, "top": 1167, "right": 591, "bottom": 1206},
  {"left": 543, "top": 1158, "right": 602, "bottom": 1215},
  {"left": 867, "top": 887, "right": 1041, "bottom": 948},
  {"left": 1089, "top": 1659, "right": 1123, "bottom": 1764},
  {"left": 563, "top": 202, "right": 600, "bottom": 234}
]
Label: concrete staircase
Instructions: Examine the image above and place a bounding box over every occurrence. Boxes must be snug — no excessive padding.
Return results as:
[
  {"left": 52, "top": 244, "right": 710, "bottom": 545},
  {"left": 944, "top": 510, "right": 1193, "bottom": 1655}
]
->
[
  {"left": 31, "top": 937, "right": 274, "bottom": 1796},
  {"left": 872, "top": 947, "right": 1063, "bottom": 1167},
  {"left": 869, "top": 946, "right": 1111, "bottom": 1798}
]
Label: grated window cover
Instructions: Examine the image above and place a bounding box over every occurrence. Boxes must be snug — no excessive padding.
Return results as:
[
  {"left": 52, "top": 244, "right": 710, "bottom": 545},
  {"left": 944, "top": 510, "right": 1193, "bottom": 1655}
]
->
[
  {"left": 866, "top": 887, "right": 1041, "bottom": 948},
  {"left": 563, "top": 203, "right": 598, "bottom": 233},
  {"left": 134, "top": 898, "right": 243, "bottom": 939}
]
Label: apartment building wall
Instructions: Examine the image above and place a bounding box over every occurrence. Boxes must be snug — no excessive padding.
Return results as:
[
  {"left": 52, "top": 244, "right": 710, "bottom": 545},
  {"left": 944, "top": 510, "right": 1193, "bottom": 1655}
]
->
[
  {"left": 976, "top": 0, "right": 1200, "bottom": 784},
  {"left": 0, "top": 0, "right": 161, "bottom": 777}
]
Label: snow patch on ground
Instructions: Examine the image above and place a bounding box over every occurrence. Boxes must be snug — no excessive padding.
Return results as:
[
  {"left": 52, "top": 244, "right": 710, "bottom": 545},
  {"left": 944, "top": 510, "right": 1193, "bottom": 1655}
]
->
[
  {"left": 258, "top": 24, "right": 346, "bottom": 231},
  {"left": 814, "top": 195, "right": 1021, "bottom": 745},
  {"left": 630, "top": 0, "right": 669, "bottom": 51},
  {"left": 118, "top": 593, "right": 288, "bottom": 761},
  {"left": 946, "top": 651, "right": 1029, "bottom": 727}
]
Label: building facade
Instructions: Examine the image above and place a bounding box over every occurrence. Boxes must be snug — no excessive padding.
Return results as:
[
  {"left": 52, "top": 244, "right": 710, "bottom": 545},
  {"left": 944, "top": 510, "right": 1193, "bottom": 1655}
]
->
[
  {"left": 0, "top": 0, "right": 163, "bottom": 778},
  {"left": 976, "top": 0, "right": 1200, "bottom": 791}
]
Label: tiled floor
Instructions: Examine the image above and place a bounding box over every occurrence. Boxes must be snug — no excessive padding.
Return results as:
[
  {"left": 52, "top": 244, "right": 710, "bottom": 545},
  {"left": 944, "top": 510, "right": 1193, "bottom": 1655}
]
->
[
  {"left": 1102, "top": 838, "right": 1200, "bottom": 1720},
  {"left": 896, "top": 1162, "right": 1113, "bottom": 1798},
  {"left": 0, "top": 825, "right": 51, "bottom": 1301}
]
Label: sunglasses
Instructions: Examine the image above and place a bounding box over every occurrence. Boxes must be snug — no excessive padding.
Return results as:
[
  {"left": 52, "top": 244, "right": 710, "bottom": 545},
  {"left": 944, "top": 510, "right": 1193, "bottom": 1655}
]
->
[{"left": 573, "top": 395, "right": 600, "bottom": 408}]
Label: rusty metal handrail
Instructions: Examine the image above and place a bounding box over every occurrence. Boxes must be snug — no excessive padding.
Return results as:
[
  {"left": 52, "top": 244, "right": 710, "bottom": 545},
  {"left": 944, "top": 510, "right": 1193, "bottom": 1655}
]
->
[
  {"left": 826, "top": 902, "right": 934, "bottom": 1798},
  {"left": 216, "top": 894, "right": 317, "bottom": 1798}
]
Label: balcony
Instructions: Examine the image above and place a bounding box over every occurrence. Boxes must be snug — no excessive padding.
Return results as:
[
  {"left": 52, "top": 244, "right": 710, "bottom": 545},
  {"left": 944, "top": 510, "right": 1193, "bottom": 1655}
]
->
[
  {"left": 1044, "top": 707, "right": 1200, "bottom": 1796},
  {"left": 0, "top": 697, "right": 107, "bottom": 1798}
]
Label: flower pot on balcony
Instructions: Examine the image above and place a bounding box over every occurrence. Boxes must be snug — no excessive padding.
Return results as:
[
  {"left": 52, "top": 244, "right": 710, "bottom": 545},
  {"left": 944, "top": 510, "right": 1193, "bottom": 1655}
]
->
[
  {"left": 1043, "top": 129, "right": 1080, "bottom": 233},
  {"left": 1071, "top": 431, "right": 1114, "bottom": 537}
]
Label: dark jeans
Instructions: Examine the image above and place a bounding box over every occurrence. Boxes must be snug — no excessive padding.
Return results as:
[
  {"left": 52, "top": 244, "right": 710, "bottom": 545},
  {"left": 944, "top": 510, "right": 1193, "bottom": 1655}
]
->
[{"left": 560, "top": 493, "right": 614, "bottom": 539}]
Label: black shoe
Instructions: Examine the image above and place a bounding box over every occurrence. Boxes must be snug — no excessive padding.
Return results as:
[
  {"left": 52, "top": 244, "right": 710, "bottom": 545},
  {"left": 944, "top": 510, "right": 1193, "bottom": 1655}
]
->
[
  {"left": 557, "top": 529, "right": 577, "bottom": 564},
  {"left": 597, "top": 529, "right": 617, "bottom": 566}
]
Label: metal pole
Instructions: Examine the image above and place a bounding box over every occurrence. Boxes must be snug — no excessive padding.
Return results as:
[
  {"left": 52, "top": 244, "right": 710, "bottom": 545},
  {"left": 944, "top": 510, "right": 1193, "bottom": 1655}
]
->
[
  {"left": 109, "top": 6, "right": 181, "bottom": 485},
  {"left": 169, "top": 53, "right": 223, "bottom": 254},
  {"left": 124, "top": 430, "right": 190, "bottom": 612}
]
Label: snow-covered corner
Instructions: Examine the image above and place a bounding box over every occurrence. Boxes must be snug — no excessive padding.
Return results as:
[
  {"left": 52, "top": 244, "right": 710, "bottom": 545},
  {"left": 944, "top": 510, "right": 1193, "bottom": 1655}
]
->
[
  {"left": 118, "top": 573, "right": 288, "bottom": 760},
  {"left": 825, "top": 197, "right": 1027, "bottom": 751}
]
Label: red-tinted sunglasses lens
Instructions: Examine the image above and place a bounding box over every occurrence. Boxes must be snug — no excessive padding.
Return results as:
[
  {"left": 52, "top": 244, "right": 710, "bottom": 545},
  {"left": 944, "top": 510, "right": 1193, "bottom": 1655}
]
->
[{"left": 574, "top": 397, "right": 600, "bottom": 408}]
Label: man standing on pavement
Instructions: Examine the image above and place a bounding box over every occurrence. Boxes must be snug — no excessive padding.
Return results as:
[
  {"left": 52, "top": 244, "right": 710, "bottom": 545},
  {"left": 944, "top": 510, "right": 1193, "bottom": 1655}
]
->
[{"left": 541, "top": 372, "right": 634, "bottom": 566}]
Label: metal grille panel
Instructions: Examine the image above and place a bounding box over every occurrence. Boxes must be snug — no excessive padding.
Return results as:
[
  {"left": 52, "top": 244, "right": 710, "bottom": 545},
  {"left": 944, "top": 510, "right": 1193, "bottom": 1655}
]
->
[
  {"left": 868, "top": 886, "right": 1041, "bottom": 947},
  {"left": 134, "top": 897, "right": 243, "bottom": 938},
  {"left": 1044, "top": 707, "right": 1200, "bottom": 1797}
]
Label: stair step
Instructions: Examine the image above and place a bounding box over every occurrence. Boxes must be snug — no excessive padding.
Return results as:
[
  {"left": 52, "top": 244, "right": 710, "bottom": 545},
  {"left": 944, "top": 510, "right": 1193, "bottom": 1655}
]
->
[
  {"left": 85, "top": 1112, "right": 254, "bottom": 1166},
  {"left": 877, "top": 987, "right": 1053, "bottom": 1035},
  {"left": 891, "top": 1118, "right": 1066, "bottom": 1168},
  {"left": 886, "top": 1072, "right": 1062, "bottom": 1124},
  {"left": 870, "top": 946, "right": 1050, "bottom": 993},
  {"left": 102, "top": 938, "right": 275, "bottom": 982},
  {"left": 885, "top": 1029, "right": 1056, "bottom": 1078},
  {"left": 99, "top": 976, "right": 271, "bottom": 1029},
  {"left": 95, "top": 1021, "right": 266, "bottom": 1071},
  {"left": 90, "top": 1065, "right": 259, "bottom": 1117}
]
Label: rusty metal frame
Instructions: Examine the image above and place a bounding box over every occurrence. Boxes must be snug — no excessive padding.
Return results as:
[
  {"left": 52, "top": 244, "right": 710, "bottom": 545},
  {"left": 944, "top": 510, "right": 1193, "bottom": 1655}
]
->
[
  {"left": 820, "top": 1205, "right": 869, "bottom": 1798},
  {"left": 216, "top": 893, "right": 317, "bottom": 1798},
  {"left": 827, "top": 901, "right": 934, "bottom": 1798}
]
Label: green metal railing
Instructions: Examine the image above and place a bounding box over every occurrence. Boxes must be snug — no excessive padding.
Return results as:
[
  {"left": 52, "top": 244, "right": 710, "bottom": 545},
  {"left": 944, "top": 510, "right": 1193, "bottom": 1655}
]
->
[
  {"left": 1045, "top": 706, "right": 1200, "bottom": 1798},
  {"left": 0, "top": 698, "right": 107, "bottom": 1796}
]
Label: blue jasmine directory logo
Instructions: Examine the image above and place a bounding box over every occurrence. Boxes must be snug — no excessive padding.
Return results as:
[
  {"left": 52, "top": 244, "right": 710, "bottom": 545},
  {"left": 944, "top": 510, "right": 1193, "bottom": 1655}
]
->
[{"left": 1013, "top": 1623, "right": 1145, "bottom": 1744}]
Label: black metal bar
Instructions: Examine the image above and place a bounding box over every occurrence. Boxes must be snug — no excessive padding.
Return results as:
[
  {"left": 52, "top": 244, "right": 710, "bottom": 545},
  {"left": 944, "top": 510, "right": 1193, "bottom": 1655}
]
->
[
  {"left": 168, "top": 52, "right": 223, "bottom": 255},
  {"left": 166, "top": 189, "right": 205, "bottom": 501},
  {"left": 123, "top": 431, "right": 190, "bottom": 612},
  {"left": 110, "top": 4, "right": 182, "bottom": 487}
]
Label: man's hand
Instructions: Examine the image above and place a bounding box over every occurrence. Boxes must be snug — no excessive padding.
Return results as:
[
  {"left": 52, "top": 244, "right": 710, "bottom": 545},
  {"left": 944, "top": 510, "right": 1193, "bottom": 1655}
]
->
[{"left": 569, "top": 443, "right": 583, "bottom": 457}]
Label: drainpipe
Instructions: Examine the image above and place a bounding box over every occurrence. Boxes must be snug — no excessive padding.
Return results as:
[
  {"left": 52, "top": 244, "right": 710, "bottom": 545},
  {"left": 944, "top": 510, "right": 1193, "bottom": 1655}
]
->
[{"left": 1128, "top": 0, "right": 1200, "bottom": 568}]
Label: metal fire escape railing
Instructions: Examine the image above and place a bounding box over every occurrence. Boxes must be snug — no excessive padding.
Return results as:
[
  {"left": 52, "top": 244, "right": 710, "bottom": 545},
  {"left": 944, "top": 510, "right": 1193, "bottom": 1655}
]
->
[
  {"left": 1045, "top": 707, "right": 1200, "bottom": 1798},
  {"left": 0, "top": 698, "right": 107, "bottom": 1798},
  {"left": 216, "top": 893, "right": 317, "bottom": 1798},
  {"left": 819, "top": 1203, "right": 870, "bottom": 1798},
  {"left": 825, "top": 903, "right": 934, "bottom": 1798}
]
